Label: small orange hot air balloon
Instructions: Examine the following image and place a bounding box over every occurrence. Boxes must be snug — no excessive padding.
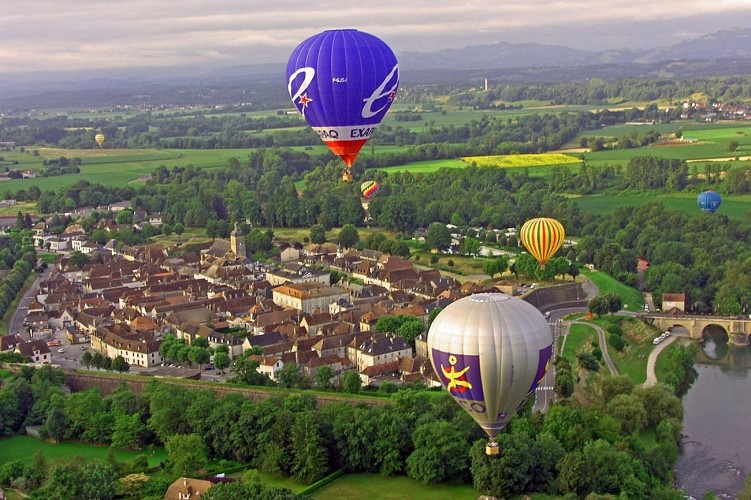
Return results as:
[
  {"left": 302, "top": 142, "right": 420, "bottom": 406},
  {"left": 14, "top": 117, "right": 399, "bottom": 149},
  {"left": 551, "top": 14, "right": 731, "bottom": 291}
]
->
[{"left": 519, "top": 217, "right": 565, "bottom": 268}]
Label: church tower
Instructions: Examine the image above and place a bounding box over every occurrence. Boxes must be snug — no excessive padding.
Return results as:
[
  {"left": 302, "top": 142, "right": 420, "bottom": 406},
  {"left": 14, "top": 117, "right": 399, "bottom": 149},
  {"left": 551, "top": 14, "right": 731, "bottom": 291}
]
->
[{"left": 230, "top": 222, "right": 246, "bottom": 259}]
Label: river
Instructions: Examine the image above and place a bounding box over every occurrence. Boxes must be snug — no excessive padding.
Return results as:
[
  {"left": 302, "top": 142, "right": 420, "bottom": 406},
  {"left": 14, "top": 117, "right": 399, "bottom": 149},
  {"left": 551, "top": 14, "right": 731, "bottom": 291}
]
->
[{"left": 674, "top": 329, "right": 751, "bottom": 499}]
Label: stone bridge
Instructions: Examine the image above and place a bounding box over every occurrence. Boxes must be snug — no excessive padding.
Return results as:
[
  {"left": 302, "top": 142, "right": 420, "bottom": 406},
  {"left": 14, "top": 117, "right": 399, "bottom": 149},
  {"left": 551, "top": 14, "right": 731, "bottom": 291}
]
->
[{"left": 643, "top": 313, "right": 751, "bottom": 346}]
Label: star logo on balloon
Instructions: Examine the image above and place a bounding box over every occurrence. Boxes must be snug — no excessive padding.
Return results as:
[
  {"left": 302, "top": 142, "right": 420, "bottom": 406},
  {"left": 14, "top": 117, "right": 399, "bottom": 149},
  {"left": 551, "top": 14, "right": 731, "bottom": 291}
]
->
[{"left": 298, "top": 93, "right": 313, "bottom": 107}]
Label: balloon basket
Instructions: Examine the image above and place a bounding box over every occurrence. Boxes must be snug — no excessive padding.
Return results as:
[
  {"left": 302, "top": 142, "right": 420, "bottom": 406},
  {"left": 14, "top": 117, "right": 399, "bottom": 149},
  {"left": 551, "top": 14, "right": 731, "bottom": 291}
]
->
[{"left": 485, "top": 441, "right": 499, "bottom": 456}]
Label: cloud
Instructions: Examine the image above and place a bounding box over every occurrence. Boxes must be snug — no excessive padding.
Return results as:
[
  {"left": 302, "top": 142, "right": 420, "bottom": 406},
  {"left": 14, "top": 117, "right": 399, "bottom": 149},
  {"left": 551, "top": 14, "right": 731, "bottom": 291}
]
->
[{"left": 1, "top": 0, "right": 750, "bottom": 72}]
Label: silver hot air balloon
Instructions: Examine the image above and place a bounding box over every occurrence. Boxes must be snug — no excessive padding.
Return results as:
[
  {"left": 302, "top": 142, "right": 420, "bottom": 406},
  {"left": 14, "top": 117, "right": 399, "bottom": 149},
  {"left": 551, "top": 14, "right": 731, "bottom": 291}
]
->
[{"left": 427, "top": 293, "right": 553, "bottom": 455}]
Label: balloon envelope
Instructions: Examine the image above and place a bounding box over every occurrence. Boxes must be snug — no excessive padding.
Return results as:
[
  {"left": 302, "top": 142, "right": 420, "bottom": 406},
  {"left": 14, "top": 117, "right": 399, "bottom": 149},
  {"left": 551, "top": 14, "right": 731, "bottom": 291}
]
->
[
  {"left": 286, "top": 29, "right": 399, "bottom": 169},
  {"left": 361, "top": 180, "right": 379, "bottom": 199},
  {"left": 94, "top": 133, "right": 105, "bottom": 146},
  {"left": 697, "top": 190, "right": 721, "bottom": 213},
  {"left": 519, "top": 217, "right": 565, "bottom": 267},
  {"left": 427, "top": 293, "right": 553, "bottom": 440}
]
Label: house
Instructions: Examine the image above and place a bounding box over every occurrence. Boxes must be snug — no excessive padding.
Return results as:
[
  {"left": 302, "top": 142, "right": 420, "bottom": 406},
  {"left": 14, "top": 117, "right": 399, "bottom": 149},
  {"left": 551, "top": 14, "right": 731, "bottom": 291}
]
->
[
  {"left": 350, "top": 333, "right": 412, "bottom": 371},
  {"left": 272, "top": 282, "right": 349, "bottom": 315},
  {"left": 15, "top": 339, "right": 51, "bottom": 364},
  {"left": 662, "top": 293, "right": 686, "bottom": 313},
  {"left": 0, "top": 334, "right": 25, "bottom": 352},
  {"left": 163, "top": 477, "right": 214, "bottom": 500},
  {"left": 91, "top": 326, "right": 164, "bottom": 367},
  {"left": 249, "top": 355, "right": 283, "bottom": 381}
]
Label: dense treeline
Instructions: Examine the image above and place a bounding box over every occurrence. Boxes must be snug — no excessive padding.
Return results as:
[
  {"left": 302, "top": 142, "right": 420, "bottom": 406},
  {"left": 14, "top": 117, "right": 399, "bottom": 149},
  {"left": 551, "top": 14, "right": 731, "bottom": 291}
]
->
[
  {"left": 0, "top": 365, "right": 686, "bottom": 498},
  {"left": 449, "top": 76, "right": 751, "bottom": 107},
  {"left": 575, "top": 201, "right": 751, "bottom": 313},
  {"left": 0, "top": 90, "right": 684, "bottom": 151}
]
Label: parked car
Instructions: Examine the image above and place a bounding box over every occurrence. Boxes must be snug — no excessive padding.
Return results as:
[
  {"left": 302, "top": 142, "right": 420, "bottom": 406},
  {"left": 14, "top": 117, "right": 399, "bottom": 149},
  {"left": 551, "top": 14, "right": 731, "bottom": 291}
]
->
[
  {"left": 57, "top": 348, "right": 64, "bottom": 353},
  {"left": 652, "top": 338, "right": 662, "bottom": 345}
]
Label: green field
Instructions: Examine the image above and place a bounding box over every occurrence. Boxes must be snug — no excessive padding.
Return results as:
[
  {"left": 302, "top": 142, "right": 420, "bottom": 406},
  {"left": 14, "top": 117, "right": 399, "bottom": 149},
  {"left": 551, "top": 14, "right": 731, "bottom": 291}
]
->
[
  {"left": 374, "top": 159, "right": 467, "bottom": 175},
  {"left": 591, "top": 316, "right": 653, "bottom": 384},
  {"left": 0, "top": 435, "right": 167, "bottom": 467},
  {"left": 0, "top": 147, "right": 255, "bottom": 193},
  {"left": 313, "top": 472, "right": 479, "bottom": 500},
  {"left": 574, "top": 191, "right": 751, "bottom": 220},
  {"left": 580, "top": 269, "right": 644, "bottom": 311},
  {"left": 562, "top": 323, "right": 597, "bottom": 361}
]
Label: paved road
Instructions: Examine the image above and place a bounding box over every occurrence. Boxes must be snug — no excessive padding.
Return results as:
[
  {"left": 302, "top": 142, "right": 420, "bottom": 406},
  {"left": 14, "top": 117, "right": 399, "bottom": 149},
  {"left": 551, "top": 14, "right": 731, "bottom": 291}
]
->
[
  {"left": 570, "top": 320, "right": 618, "bottom": 375},
  {"left": 643, "top": 335, "right": 677, "bottom": 387},
  {"left": 9, "top": 266, "right": 52, "bottom": 339}
]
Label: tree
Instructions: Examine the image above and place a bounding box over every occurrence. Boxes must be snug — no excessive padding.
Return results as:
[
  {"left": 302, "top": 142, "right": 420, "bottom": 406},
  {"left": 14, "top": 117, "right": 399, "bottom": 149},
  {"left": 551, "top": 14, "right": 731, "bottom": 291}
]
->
[
  {"left": 165, "top": 433, "right": 208, "bottom": 476},
  {"left": 115, "top": 209, "right": 134, "bottom": 225},
  {"left": 277, "top": 363, "right": 303, "bottom": 389},
  {"left": 111, "top": 412, "right": 145, "bottom": 451},
  {"left": 426, "top": 223, "right": 452, "bottom": 251},
  {"left": 484, "top": 256, "right": 509, "bottom": 278},
  {"left": 406, "top": 420, "right": 468, "bottom": 485},
  {"left": 310, "top": 224, "right": 326, "bottom": 244},
  {"left": 81, "top": 351, "right": 92, "bottom": 369},
  {"left": 727, "top": 140, "right": 739, "bottom": 152},
  {"left": 315, "top": 365, "right": 333, "bottom": 390},
  {"left": 461, "top": 236, "right": 481, "bottom": 256},
  {"left": 68, "top": 251, "right": 90, "bottom": 268},
  {"left": 605, "top": 393, "right": 647, "bottom": 435},
  {"left": 119, "top": 473, "right": 150, "bottom": 498},
  {"left": 397, "top": 317, "right": 425, "bottom": 344},
  {"left": 341, "top": 370, "right": 362, "bottom": 394},
  {"left": 111, "top": 355, "right": 130, "bottom": 373},
  {"left": 588, "top": 295, "right": 609, "bottom": 317},
  {"left": 213, "top": 351, "right": 231, "bottom": 374},
  {"left": 338, "top": 224, "right": 359, "bottom": 249},
  {"left": 568, "top": 261, "right": 580, "bottom": 281},
  {"left": 173, "top": 223, "right": 185, "bottom": 241},
  {"left": 290, "top": 411, "right": 328, "bottom": 483},
  {"left": 603, "top": 292, "right": 623, "bottom": 314}
]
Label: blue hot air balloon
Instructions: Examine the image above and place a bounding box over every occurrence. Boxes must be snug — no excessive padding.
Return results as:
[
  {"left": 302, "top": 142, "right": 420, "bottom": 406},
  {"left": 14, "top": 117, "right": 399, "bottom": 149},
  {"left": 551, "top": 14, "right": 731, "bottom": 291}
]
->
[
  {"left": 286, "top": 29, "right": 399, "bottom": 177},
  {"left": 697, "top": 190, "right": 722, "bottom": 213}
]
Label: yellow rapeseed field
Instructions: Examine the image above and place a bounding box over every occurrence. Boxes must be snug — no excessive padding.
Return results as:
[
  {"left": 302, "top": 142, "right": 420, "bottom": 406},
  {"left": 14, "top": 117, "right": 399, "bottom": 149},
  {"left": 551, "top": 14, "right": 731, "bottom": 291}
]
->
[{"left": 461, "top": 153, "right": 582, "bottom": 168}]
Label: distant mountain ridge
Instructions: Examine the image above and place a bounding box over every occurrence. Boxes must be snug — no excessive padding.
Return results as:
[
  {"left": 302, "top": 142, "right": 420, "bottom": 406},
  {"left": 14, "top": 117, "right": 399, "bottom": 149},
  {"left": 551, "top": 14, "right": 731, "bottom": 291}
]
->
[
  {"left": 2, "top": 28, "right": 751, "bottom": 107},
  {"left": 398, "top": 27, "right": 751, "bottom": 70}
]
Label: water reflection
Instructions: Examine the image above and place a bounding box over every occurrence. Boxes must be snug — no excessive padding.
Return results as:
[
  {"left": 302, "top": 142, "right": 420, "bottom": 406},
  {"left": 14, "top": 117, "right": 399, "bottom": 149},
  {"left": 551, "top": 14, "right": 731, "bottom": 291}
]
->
[{"left": 675, "top": 331, "right": 751, "bottom": 498}]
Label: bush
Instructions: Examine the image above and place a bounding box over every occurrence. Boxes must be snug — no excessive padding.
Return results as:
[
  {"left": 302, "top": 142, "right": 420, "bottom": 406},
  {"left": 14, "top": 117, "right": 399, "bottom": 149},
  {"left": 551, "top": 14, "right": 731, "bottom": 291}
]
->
[
  {"left": 577, "top": 352, "right": 600, "bottom": 371},
  {"left": 430, "top": 255, "right": 439, "bottom": 264},
  {"left": 610, "top": 334, "right": 626, "bottom": 352},
  {"left": 606, "top": 324, "right": 623, "bottom": 336}
]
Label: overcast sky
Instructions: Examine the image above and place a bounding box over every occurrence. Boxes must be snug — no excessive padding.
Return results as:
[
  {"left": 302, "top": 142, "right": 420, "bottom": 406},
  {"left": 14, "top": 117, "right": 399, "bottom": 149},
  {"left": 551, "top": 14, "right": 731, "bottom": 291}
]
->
[{"left": 2, "top": 0, "right": 750, "bottom": 74}]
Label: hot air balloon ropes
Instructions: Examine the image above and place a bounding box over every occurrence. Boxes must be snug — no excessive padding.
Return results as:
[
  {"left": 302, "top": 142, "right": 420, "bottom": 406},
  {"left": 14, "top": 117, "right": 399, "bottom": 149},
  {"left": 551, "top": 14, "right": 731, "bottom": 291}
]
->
[
  {"left": 697, "top": 190, "right": 722, "bottom": 213},
  {"left": 427, "top": 293, "right": 553, "bottom": 456},
  {"left": 286, "top": 29, "right": 399, "bottom": 182},
  {"left": 95, "top": 133, "right": 105, "bottom": 148},
  {"left": 519, "top": 217, "right": 565, "bottom": 269}
]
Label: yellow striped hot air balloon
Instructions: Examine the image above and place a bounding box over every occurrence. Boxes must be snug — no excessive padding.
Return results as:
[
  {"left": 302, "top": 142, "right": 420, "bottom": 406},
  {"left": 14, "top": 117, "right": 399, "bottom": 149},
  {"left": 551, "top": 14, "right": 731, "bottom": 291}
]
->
[
  {"left": 95, "top": 133, "right": 105, "bottom": 147},
  {"left": 519, "top": 217, "right": 565, "bottom": 268},
  {"left": 360, "top": 180, "right": 379, "bottom": 199}
]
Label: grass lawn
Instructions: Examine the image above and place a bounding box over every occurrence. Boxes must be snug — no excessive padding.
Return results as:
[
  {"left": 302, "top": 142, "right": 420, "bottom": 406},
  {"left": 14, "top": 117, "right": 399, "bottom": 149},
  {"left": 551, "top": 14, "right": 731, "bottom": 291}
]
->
[
  {"left": 591, "top": 316, "right": 655, "bottom": 384},
  {"left": 562, "top": 323, "right": 597, "bottom": 362},
  {"left": 574, "top": 191, "right": 751, "bottom": 221},
  {"left": 0, "top": 435, "right": 167, "bottom": 468},
  {"left": 580, "top": 269, "right": 643, "bottom": 311},
  {"left": 312, "top": 473, "right": 479, "bottom": 500}
]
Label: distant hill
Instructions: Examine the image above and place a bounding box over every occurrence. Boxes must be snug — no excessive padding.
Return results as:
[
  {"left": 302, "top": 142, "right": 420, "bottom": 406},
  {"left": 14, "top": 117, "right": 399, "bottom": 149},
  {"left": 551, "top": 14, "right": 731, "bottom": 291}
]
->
[
  {"left": 398, "top": 28, "right": 751, "bottom": 70},
  {"left": 2, "top": 28, "right": 751, "bottom": 108}
]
